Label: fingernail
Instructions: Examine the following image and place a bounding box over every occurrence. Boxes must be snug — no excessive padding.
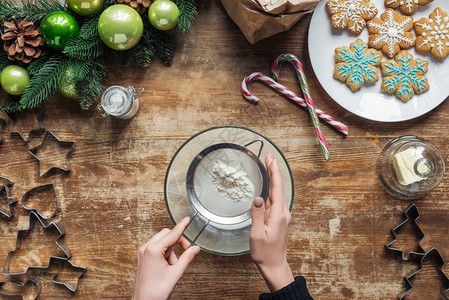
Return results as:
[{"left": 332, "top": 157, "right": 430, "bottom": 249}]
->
[
  {"left": 273, "top": 157, "right": 278, "bottom": 165},
  {"left": 267, "top": 153, "right": 273, "bottom": 160},
  {"left": 193, "top": 246, "right": 200, "bottom": 254},
  {"left": 183, "top": 217, "right": 190, "bottom": 222},
  {"left": 254, "top": 197, "right": 264, "bottom": 208}
]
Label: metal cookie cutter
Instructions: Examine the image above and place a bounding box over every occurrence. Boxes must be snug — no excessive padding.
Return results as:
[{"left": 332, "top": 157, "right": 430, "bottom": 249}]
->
[
  {"left": 0, "top": 184, "right": 17, "bottom": 219},
  {"left": 398, "top": 248, "right": 449, "bottom": 299},
  {"left": 22, "top": 183, "right": 58, "bottom": 220},
  {"left": 0, "top": 278, "right": 42, "bottom": 300},
  {"left": 28, "top": 130, "right": 75, "bottom": 177},
  {"left": 385, "top": 204, "right": 426, "bottom": 260},
  {"left": 52, "top": 258, "right": 87, "bottom": 293},
  {"left": 7, "top": 108, "right": 45, "bottom": 143},
  {"left": 3, "top": 211, "right": 72, "bottom": 276}
]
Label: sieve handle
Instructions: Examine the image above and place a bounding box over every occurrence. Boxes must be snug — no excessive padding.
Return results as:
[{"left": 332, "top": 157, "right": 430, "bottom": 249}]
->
[
  {"left": 244, "top": 139, "right": 264, "bottom": 157},
  {"left": 183, "top": 211, "right": 210, "bottom": 248}
]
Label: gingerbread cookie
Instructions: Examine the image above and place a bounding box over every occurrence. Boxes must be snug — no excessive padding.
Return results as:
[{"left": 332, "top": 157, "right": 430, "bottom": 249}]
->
[
  {"left": 414, "top": 7, "right": 449, "bottom": 60},
  {"left": 380, "top": 50, "right": 429, "bottom": 102},
  {"left": 334, "top": 38, "right": 383, "bottom": 92},
  {"left": 367, "top": 8, "right": 414, "bottom": 58},
  {"left": 327, "top": 0, "right": 378, "bottom": 35},
  {"left": 384, "top": 0, "right": 433, "bottom": 16}
]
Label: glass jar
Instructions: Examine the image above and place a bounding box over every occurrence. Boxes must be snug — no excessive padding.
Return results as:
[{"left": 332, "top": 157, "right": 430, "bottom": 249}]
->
[
  {"left": 377, "top": 136, "right": 445, "bottom": 199},
  {"left": 98, "top": 86, "right": 143, "bottom": 119}
]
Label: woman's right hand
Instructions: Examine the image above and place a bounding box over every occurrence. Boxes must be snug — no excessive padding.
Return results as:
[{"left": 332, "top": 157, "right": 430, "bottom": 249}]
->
[{"left": 249, "top": 153, "right": 294, "bottom": 292}]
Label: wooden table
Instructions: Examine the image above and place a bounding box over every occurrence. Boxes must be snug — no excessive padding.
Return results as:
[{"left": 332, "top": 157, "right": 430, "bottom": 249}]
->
[{"left": 1, "top": 1, "right": 449, "bottom": 299}]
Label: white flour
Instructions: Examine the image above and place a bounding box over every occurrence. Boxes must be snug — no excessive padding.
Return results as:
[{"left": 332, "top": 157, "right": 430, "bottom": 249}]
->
[{"left": 210, "top": 160, "right": 255, "bottom": 203}]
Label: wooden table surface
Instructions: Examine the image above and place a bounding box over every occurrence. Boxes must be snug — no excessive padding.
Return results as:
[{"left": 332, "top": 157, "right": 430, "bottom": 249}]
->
[{"left": 1, "top": 1, "right": 449, "bottom": 299}]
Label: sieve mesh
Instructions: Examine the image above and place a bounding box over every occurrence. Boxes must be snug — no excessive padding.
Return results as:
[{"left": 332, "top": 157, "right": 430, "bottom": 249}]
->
[{"left": 193, "top": 148, "right": 263, "bottom": 218}]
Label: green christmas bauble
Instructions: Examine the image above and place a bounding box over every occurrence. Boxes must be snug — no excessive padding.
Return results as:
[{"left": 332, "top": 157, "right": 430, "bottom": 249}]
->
[
  {"left": 98, "top": 5, "right": 143, "bottom": 51},
  {"left": 41, "top": 11, "right": 80, "bottom": 50},
  {"left": 68, "top": 0, "right": 105, "bottom": 16},
  {"left": 0, "top": 65, "right": 30, "bottom": 96},
  {"left": 148, "top": 0, "right": 179, "bottom": 31},
  {"left": 58, "top": 65, "right": 79, "bottom": 99}
]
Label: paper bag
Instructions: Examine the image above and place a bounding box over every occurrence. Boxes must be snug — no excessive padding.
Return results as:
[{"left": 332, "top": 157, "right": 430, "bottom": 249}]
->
[{"left": 220, "top": 0, "right": 320, "bottom": 44}]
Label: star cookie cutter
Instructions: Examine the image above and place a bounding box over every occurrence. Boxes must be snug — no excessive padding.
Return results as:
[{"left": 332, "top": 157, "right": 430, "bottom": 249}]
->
[
  {"left": 28, "top": 130, "right": 75, "bottom": 177},
  {"left": 0, "top": 118, "right": 5, "bottom": 145},
  {"left": 52, "top": 258, "right": 87, "bottom": 293},
  {"left": 0, "top": 278, "right": 42, "bottom": 300},
  {"left": 2, "top": 211, "right": 72, "bottom": 276},
  {"left": 22, "top": 183, "right": 58, "bottom": 220},
  {"left": 385, "top": 204, "right": 426, "bottom": 260},
  {"left": 7, "top": 108, "right": 45, "bottom": 143},
  {"left": 398, "top": 248, "right": 449, "bottom": 299},
  {"left": 0, "top": 183, "right": 17, "bottom": 219},
  {"left": 0, "top": 176, "right": 14, "bottom": 188}
]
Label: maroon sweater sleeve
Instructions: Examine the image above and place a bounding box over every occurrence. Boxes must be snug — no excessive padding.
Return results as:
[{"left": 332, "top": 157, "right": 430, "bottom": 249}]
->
[{"left": 259, "top": 276, "right": 313, "bottom": 300}]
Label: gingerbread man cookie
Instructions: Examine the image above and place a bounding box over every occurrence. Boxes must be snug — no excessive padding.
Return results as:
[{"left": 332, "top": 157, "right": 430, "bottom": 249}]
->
[
  {"left": 381, "top": 50, "right": 429, "bottom": 102},
  {"left": 327, "top": 0, "right": 378, "bottom": 35},
  {"left": 384, "top": 0, "right": 433, "bottom": 16},
  {"left": 334, "top": 38, "right": 383, "bottom": 92},
  {"left": 367, "top": 8, "right": 414, "bottom": 59},
  {"left": 414, "top": 7, "right": 449, "bottom": 60}
]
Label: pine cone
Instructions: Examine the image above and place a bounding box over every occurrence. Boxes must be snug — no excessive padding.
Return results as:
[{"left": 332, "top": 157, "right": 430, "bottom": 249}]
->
[
  {"left": 116, "top": 0, "right": 154, "bottom": 14},
  {"left": 1, "top": 18, "right": 45, "bottom": 64}
]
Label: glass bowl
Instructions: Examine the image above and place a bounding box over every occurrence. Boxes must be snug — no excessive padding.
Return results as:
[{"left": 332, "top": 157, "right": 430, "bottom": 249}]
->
[
  {"left": 164, "top": 126, "right": 294, "bottom": 256},
  {"left": 377, "top": 136, "right": 445, "bottom": 199}
]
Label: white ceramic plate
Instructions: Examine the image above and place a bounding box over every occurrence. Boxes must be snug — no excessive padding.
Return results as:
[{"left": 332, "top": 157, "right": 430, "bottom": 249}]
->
[{"left": 308, "top": 0, "right": 449, "bottom": 122}]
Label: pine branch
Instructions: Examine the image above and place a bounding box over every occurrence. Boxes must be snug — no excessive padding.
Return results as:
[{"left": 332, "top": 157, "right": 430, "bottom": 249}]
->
[
  {"left": 63, "top": 37, "right": 105, "bottom": 60},
  {"left": 78, "top": 17, "right": 100, "bottom": 40},
  {"left": 67, "top": 59, "right": 93, "bottom": 79},
  {"left": 174, "top": 0, "right": 197, "bottom": 32},
  {"left": 0, "top": 0, "right": 69, "bottom": 23},
  {"left": 20, "top": 54, "right": 68, "bottom": 109},
  {"left": 27, "top": 53, "right": 52, "bottom": 75},
  {"left": 0, "top": 94, "right": 21, "bottom": 113},
  {"left": 76, "top": 58, "right": 107, "bottom": 110},
  {"left": 141, "top": 20, "right": 175, "bottom": 66},
  {"left": 132, "top": 45, "right": 153, "bottom": 68}
]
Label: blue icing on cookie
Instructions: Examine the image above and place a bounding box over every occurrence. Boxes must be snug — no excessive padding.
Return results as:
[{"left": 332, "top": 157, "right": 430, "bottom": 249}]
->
[
  {"left": 382, "top": 51, "right": 429, "bottom": 101},
  {"left": 335, "top": 39, "right": 382, "bottom": 91}
]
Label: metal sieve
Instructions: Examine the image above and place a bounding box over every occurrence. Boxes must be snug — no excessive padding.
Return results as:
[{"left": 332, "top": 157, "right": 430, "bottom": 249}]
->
[{"left": 184, "top": 140, "right": 268, "bottom": 245}]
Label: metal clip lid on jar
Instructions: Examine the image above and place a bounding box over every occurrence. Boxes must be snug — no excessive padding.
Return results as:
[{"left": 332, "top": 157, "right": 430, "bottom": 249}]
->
[{"left": 98, "top": 86, "right": 144, "bottom": 119}]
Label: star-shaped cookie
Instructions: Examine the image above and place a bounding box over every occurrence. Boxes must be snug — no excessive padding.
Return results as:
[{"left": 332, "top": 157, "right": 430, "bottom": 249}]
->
[
  {"left": 368, "top": 8, "right": 415, "bottom": 58},
  {"left": 414, "top": 7, "right": 449, "bottom": 60}
]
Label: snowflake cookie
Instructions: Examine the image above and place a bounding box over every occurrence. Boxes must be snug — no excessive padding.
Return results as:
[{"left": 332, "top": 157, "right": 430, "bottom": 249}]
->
[
  {"left": 385, "top": 0, "right": 433, "bottom": 16},
  {"left": 367, "top": 8, "right": 415, "bottom": 58},
  {"left": 380, "top": 50, "right": 429, "bottom": 102},
  {"left": 414, "top": 7, "right": 449, "bottom": 60},
  {"left": 334, "top": 38, "right": 383, "bottom": 92},
  {"left": 326, "top": 0, "right": 378, "bottom": 35}
]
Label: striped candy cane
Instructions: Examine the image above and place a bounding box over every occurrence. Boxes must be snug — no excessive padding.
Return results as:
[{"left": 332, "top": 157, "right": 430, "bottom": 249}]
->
[{"left": 242, "top": 72, "right": 349, "bottom": 136}]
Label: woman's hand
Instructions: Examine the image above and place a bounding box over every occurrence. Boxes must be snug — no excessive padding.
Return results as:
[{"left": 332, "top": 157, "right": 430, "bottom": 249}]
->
[
  {"left": 132, "top": 217, "right": 201, "bottom": 300},
  {"left": 250, "top": 153, "right": 294, "bottom": 292}
]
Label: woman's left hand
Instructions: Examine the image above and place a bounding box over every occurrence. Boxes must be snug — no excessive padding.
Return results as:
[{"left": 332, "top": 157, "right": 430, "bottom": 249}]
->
[{"left": 132, "top": 217, "right": 200, "bottom": 300}]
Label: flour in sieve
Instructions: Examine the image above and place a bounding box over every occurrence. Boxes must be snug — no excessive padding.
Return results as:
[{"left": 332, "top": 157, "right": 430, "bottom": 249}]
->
[{"left": 210, "top": 160, "right": 255, "bottom": 202}]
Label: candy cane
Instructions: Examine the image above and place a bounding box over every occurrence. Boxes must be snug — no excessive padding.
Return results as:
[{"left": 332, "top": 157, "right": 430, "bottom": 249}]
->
[{"left": 242, "top": 72, "right": 349, "bottom": 136}]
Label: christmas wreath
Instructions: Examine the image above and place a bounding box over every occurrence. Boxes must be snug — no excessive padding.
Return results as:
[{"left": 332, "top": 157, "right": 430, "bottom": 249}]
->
[{"left": 0, "top": 0, "right": 197, "bottom": 113}]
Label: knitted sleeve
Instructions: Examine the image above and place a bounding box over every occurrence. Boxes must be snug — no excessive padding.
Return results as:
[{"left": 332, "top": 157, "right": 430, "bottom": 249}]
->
[{"left": 259, "top": 276, "right": 313, "bottom": 300}]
